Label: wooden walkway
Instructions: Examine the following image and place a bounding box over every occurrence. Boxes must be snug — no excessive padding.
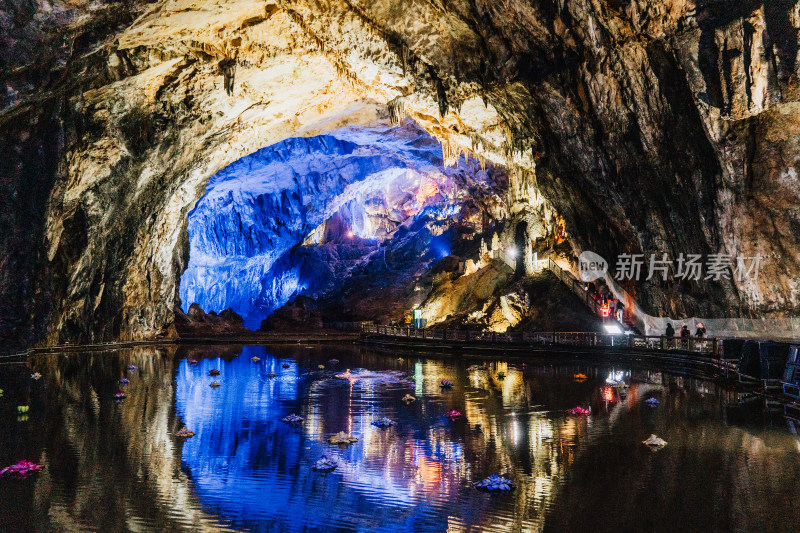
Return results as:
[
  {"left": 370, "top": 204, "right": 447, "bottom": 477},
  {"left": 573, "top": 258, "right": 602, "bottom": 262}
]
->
[{"left": 360, "top": 324, "right": 736, "bottom": 378}]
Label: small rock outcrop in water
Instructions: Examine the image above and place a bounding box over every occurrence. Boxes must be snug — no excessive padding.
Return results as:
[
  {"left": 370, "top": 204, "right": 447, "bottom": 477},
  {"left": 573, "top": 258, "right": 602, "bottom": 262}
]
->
[
  {"left": 280, "top": 414, "right": 304, "bottom": 424},
  {"left": 0, "top": 460, "right": 43, "bottom": 478},
  {"left": 568, "top": 406, "right": 590, "bottom": 416},
  {"left": 643, "top": 435, "right": 667, "bottom": 447},
  {"left": 475, "top": 474, "right": 515, "bottom": 492},
  {"left": 176, "top": 427, "right": 195, "bottom": 439},
  {"left": 328, "top": 432, "right": 358, "bottom": 445},
  {"left": 312, "top": 456, "right": 337, "bottom": 473},
  {"left": 371, "top": 417, "right": 396, "bottom": 429},
  {"left": 402, "top": 394, "right": 416, "bottom": 403}
]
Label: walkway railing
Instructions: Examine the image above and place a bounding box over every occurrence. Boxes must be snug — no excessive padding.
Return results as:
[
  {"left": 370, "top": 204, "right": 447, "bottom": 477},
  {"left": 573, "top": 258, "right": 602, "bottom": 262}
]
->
[
  {"left": 544, "top": 257, "right": 639, "bottom": 328},
  {"left": 361, "top": 324, "right": 720, "bottom": 356}
]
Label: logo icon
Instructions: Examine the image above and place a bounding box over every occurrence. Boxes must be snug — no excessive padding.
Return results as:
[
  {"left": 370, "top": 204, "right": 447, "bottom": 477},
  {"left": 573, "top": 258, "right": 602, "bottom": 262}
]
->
[{"left": 579, "top": 251, "right": 608, "bottom": 282}]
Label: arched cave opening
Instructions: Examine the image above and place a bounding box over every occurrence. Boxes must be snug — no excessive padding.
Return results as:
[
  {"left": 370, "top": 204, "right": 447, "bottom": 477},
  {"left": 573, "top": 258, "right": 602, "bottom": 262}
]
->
[{"left": 177, "top": 119, "right": 510, "bottom": 331}]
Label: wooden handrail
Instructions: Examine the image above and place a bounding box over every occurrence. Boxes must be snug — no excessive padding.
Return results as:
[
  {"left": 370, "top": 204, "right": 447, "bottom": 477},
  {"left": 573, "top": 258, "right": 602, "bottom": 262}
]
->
[{"left": 361, "top": 322, "right": 719, "bottom": 355}]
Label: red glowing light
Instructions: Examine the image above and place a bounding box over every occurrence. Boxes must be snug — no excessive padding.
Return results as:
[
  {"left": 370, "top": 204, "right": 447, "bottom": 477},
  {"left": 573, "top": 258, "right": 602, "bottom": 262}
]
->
[{"left": 603, "top": 387, "right": 614, "bottom": 402}]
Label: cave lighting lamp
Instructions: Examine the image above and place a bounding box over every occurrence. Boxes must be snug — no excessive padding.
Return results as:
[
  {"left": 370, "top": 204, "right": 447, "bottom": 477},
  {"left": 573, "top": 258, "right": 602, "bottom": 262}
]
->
[
  {"left": 604, "top": 324, "right": 622, "bottom": 334},
  {"left": 507, "top": 247, "right": 518, "bottom": 259}
]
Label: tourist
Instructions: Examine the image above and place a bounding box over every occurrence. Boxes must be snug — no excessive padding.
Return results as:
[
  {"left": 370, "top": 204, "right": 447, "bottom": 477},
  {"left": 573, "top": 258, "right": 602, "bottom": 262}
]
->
[
  {"left": 616, "top": 300, "right": 624, "bottom": 322},
  {"left": 665, "top": 323, "right": 675, "bottom": 338},
  {"left": 608, "top": 298, "right": 616, "bottom": 317},
  {"left": 695, "top": 322, "right": 706, "bottom": 337},
  {"left": 680, "top": 324, "right": 690, "bottom": 338}
]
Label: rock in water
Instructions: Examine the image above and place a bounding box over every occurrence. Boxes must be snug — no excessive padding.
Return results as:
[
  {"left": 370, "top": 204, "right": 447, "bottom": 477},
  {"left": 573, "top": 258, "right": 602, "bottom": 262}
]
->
[
  {"left": 176, "top": 427, "right": 196, "bottom": 439},
  {"left": 328, "top": 431, "right": 358, "bottom": 445},
  {"left": 475, "top": 474, "right": 515, "bottom": 492},
  {"left": 402, "top": 393, "right": 416, "bottom": 403},
  {"left": 312, "top": 456, "right": 337, "bottom": 473},
  {"left": 568, "top": 406, "right": 590, "bottom": 415},
  {"left": 371, "top": 417, "right": 396, "bottom": 429},
  {"left": 0, "top": 460, "right": 44, "bottom": 478},
  {"left": 280, "top": 413, "right": 304, "bottom": 424},
  {"left": 643, "top": 434, "right": 667, "bottom": 447}
]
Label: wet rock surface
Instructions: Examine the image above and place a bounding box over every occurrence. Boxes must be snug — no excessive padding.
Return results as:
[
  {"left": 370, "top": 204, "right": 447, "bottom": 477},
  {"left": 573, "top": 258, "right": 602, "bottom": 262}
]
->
[
  {"left": 0, "top": 0, "right": 798, "bottom": 346},
  {"left": 173, "top": 303, "right": 250, "bottom": 337}
]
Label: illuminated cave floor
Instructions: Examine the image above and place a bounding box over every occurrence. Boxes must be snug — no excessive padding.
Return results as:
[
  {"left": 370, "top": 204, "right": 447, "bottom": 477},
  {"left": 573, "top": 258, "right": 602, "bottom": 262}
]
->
[{"left": 2, "top": 344, "right": 800, "bottom": 532}]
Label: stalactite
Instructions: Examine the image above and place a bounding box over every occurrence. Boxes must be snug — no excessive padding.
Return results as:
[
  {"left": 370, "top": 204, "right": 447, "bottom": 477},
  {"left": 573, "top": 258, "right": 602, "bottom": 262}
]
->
[
  {"left": 387, "top": 95, "right": 406, "bottom": 125},
  {"left": 440, "top": 137, "right": 463, "bottom": 168}
]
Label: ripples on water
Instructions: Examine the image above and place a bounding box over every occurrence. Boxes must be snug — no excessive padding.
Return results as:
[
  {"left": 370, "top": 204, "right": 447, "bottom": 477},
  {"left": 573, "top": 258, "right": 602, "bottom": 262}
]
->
[{"left": 2, "top": 344, "right": 800, "bottom": 532}]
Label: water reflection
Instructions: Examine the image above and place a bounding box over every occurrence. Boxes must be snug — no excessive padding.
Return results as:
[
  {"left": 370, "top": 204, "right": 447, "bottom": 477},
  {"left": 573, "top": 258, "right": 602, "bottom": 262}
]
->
[{"left": 1, "top": 345, "right": 800, "bottom": 531}]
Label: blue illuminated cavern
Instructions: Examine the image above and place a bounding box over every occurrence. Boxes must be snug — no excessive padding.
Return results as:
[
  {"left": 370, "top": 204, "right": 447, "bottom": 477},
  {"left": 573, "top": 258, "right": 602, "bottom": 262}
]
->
[{"left": 179, "top": 121, "right": 506, "bottom": 329}]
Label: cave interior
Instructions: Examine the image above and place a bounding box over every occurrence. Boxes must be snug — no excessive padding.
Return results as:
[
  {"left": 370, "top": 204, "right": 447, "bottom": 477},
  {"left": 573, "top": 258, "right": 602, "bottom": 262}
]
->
[{"left": 1, "top": 0, "right": 799, "bottom": 348}]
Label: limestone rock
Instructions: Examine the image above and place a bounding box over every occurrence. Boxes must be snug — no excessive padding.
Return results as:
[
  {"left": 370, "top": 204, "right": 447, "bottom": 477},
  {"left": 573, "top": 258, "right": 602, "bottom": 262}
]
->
[{"left": 0, "top": 0, "right": 798, "bottom": 348}]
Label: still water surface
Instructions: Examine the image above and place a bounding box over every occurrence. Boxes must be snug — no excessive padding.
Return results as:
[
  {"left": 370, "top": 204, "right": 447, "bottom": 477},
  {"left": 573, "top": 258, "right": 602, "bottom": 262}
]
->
[{"left": 1, "top": 343, "right": 800, "bottom": 532}]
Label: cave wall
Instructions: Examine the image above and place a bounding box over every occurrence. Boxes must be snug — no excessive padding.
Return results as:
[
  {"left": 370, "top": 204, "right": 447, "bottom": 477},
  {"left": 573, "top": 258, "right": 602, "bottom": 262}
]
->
[
  {"left": 285, "top": 0, "right": 800, "bottom": 317},
  {"left": 0, "top": 0, "right": 798, "bottom": 347}
]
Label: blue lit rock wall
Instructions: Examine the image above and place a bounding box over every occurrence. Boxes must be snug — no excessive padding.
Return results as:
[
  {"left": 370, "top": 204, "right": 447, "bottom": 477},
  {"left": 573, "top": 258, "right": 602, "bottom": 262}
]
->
[{"left": 179, "top": 121, "right": 478, "bottom": 328}]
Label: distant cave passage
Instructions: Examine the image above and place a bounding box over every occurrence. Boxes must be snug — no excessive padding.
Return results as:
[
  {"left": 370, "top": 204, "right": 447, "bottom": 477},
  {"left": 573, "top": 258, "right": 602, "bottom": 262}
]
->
[{"left": 178, "top": 121, "right": 498, "bottom": 329}]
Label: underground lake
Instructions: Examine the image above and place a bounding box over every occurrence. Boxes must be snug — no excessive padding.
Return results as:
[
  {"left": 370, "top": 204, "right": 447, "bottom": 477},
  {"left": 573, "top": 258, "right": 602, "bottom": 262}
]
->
[{"left": 2, "top": 344, "right": 800, "bottom": 532}]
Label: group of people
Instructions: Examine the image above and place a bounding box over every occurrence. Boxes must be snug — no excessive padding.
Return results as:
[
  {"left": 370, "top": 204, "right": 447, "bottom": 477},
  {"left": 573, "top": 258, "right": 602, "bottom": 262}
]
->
[
  {"left": 586, "top": 283, "right": 625, "bottom": 323},
  {"left": 664, "top": 322, "right": 706, "bottom": 338}
]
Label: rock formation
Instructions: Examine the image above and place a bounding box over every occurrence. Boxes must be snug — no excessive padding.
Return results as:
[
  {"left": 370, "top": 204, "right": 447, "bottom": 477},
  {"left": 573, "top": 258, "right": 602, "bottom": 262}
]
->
[
  {"left": 0, "top": 0, "right": 798, "bottom": 347},
  {"left": 172, "top": 303, "right": 250, "bottom": 337}
]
